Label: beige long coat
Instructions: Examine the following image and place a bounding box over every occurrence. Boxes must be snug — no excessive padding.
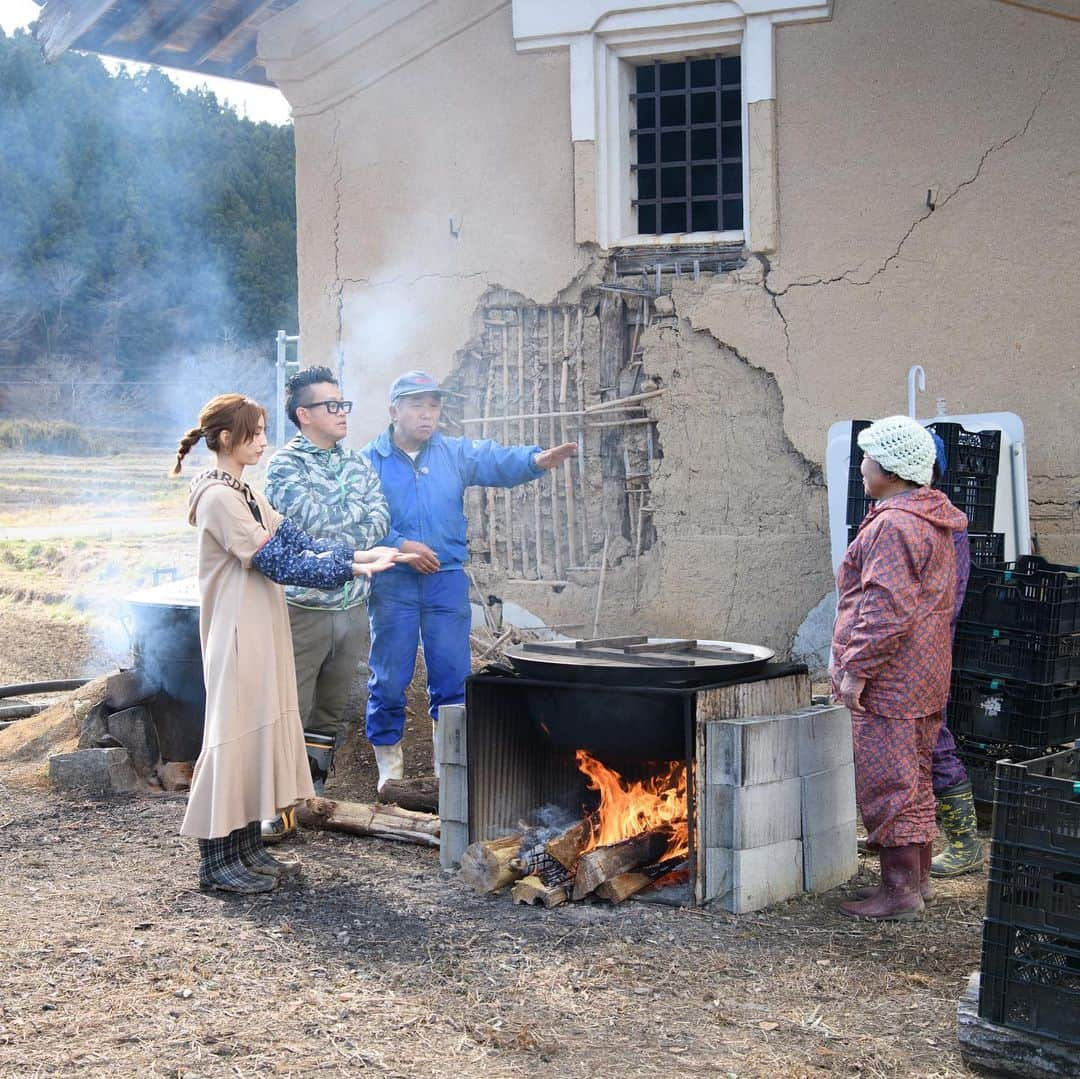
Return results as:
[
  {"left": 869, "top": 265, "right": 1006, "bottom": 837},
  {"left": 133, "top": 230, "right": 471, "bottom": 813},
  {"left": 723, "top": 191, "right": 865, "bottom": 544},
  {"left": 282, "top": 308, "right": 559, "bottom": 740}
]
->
[{"left": 180, "top": 470, "right": 314, "bottom": 839}]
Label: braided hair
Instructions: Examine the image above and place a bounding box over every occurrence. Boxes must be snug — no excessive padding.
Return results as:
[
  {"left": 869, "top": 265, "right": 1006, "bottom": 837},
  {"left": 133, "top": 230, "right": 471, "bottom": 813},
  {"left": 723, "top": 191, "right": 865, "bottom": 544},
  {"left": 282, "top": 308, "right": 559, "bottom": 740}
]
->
[{"left": 172, "top": 394, "right": 267, "bottom": 476}]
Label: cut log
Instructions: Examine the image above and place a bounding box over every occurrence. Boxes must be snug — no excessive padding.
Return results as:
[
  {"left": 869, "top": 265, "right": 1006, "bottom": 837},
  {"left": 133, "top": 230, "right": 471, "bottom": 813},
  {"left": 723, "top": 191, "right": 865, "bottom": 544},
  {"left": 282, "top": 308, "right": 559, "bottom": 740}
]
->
[
  {"left": 511, "top": 874, "right": 569, "bottom": 908},
  {"left": 460, "top": 834, "right": 523, "bottom": 894},
  {"left": 376, "top": 775, "right": 439, "bottom": 813},
  {"left": 595, "top": 871, "right": 652, "bottom": 904},
  {"left": 296, "top": 797, "right": 439, "bottom": 847},
  {"left": 545, "top": 819, "right": 591, "bottom": 872},
  {"left": 572, "top": 829, "right": 671, "bottom": 900}
]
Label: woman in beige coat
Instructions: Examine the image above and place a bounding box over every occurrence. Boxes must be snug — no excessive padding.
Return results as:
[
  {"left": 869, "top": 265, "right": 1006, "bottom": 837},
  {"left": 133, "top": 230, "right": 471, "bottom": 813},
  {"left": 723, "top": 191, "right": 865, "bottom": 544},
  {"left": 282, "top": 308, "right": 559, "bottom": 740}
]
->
[{"left": 172, "top": 394, "right": 408, "bottom": 894}]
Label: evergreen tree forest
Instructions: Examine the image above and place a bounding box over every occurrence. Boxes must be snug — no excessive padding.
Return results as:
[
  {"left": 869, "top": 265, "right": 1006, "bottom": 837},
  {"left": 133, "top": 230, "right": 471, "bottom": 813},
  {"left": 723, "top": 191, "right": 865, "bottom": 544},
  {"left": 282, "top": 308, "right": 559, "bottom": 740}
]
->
[{"left": 0, "top": 28, "right": 297, "bottom": 387}]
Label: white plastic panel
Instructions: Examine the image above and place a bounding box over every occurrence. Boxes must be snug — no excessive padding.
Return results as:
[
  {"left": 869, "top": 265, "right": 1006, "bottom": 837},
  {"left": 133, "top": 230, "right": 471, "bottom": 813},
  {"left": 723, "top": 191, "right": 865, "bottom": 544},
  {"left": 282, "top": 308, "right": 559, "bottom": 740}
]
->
[{"left": 825, "top": 413, "right": 1031, "bottom": 576}]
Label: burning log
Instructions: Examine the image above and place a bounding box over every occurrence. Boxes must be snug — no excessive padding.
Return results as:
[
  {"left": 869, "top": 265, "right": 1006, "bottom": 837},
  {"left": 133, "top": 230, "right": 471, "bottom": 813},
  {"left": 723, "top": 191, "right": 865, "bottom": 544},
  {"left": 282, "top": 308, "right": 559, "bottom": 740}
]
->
[
  {"left": 375, "top": 776, "right": 439, "bottom": 814},
  {"left": 460, "top": 834, "right": 523, "bottom": 894},
  {"left": 296, "top": 797, "right": 439, "bottom": 847},
  {"left": 511, "top": 874, "right": 569, "bottom": 908},
  {"left": 544, "top": 819, "right": 591, "bottom": 873},
  {"left": 572, "top": 828, "right": 671, "bottom": 900},
  {"left": 595, "top": 871, "right": 652, "bottom": 904}
]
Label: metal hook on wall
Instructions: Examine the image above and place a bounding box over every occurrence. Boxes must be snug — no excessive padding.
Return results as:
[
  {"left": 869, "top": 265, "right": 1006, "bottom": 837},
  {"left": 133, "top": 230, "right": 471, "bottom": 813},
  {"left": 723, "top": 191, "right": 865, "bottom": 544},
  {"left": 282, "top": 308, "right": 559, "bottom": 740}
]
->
[{"left": 907, "top": 364, "right": 926, "bottom": 419}]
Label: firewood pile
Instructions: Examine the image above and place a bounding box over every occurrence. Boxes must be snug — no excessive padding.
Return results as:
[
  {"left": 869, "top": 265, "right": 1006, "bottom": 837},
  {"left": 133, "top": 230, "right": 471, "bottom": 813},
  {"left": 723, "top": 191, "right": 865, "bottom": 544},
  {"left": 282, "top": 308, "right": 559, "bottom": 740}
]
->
[
  {"left": 460, "top": 752, "right": 690, "bottom": 907},
  {"left": 461, "top": 819, "right": 687, "bottom": 907}
]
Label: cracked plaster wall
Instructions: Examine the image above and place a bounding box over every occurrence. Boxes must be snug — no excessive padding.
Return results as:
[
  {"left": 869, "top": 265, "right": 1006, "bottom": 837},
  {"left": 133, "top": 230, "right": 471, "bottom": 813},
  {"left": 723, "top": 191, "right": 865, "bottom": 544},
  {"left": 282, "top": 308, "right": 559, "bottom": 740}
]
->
[
  {"left": 280, "top": 0, "right": 1079, "bottom": 656},
  {"left": 289, "top": 3, "right": 589, "bottom": 435}
]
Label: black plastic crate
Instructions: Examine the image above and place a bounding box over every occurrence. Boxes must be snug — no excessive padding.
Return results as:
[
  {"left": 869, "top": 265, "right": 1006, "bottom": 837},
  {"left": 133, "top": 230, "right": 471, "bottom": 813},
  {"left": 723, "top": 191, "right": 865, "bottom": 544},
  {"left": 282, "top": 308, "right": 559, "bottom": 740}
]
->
[
  {"left": 926, "top": 422, "right": 1001, "bottom": 480},
  {"left": 978, "top": 918, "right": 1080, "bottom": 1044},
  {"left": 991, "top": 748, "right": 1080, "bottom": 858},
  {"left": 938, "top": 472, "right": 997, "bottom": 532},
  {"left": 985, "top": 845, "right": 1080, "bottom": 938},
  {"left": 954, "top": 624, "right": 1080, "bottom": 684},
  {"left": 968, "top": 533, "right": 1005, "bottom": 568},
  {"left": 961, "top": 556, "right": 1080, "bottom": 636},
  {"left": 846, "top": 419, "right": 999, "bottom": 531},
  {"left": 948, "top": 670, "right": 1080, "bottom": 750},
  {"left": 956, "top": 738, "right": 1036, "bottom": 806}
]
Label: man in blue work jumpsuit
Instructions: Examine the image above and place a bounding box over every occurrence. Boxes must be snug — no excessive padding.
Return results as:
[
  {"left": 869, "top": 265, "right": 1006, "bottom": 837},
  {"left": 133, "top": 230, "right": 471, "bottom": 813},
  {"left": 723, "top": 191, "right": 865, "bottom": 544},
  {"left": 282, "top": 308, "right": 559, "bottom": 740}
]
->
[{"left": 362, "top": 371, "right": 577, "bottom": 790}]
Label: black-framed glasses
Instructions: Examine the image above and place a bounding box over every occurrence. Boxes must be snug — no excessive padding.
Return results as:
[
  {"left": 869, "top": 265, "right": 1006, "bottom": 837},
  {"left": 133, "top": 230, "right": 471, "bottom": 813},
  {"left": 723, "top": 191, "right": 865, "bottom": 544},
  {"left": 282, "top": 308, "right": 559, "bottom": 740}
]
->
[{"left": 301, "top": 399, "right": 353, "bottom": 415}]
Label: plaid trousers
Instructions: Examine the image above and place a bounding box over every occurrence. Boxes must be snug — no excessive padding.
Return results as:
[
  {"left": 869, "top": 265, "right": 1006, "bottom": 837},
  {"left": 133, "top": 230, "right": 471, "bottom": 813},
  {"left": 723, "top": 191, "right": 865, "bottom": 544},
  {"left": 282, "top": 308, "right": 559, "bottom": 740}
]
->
[{"left": 852, "top": 709, "right": 944, "bottom": 847}]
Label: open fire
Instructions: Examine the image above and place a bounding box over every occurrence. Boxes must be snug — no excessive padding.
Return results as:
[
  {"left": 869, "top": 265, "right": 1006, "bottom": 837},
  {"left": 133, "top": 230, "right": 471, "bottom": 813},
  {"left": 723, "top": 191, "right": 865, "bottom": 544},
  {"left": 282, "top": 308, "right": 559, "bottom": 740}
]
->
[
  {"left": 459, "top": 750, "right": 690, "bottom": 907},
  {"left": 576, "top": 750, "right": 689, "bottom": 861}
]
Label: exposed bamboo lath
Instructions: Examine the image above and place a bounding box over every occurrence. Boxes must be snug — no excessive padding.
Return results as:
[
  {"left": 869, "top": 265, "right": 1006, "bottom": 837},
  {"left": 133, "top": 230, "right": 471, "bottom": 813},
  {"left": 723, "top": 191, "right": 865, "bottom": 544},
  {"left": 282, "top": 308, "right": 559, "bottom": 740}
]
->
[{"left": 35, "top": 0, "right": 298, "bottom": 86}]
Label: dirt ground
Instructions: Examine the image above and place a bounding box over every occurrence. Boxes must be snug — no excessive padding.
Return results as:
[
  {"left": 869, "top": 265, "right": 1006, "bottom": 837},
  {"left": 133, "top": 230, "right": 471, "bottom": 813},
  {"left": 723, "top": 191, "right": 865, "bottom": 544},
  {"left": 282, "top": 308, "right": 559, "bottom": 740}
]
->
[{"left": 0, "top": 451, "right": 990, "bottom": 1078}]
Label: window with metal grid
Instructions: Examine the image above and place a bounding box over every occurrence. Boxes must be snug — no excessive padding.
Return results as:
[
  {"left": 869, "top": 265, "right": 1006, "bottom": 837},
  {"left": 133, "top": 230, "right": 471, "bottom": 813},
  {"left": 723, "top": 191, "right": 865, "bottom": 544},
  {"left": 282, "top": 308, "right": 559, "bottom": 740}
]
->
[{"left": 631, "top": 55, "right": 743, "bottom": 235}]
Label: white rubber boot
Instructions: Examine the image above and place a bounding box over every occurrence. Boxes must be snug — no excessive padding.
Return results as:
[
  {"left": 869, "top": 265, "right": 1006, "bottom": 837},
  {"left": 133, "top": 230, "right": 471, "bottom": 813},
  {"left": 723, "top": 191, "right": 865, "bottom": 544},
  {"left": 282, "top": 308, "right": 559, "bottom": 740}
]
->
[
  {"left": 432, "top": 720, "right": 441, "bottom": 780},
  {"left": 372, "top": 742, "right": 404, "bottom": 792}
]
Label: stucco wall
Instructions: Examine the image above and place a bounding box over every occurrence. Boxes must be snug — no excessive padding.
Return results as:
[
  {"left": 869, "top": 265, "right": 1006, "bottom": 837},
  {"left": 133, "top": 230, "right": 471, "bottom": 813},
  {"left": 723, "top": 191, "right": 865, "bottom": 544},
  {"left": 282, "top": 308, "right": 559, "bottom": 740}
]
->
[
  {"left": 268, "top": 0, "right": 1079, "bottom": 654},
  {"left": 283, "top": 2, "right": 586, "bottom": 421}
]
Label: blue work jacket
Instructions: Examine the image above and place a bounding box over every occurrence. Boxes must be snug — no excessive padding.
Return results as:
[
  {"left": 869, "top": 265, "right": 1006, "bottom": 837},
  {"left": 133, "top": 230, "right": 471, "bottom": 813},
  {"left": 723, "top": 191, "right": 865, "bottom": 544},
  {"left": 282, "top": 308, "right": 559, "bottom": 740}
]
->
[{"left": 362, "top": 428, "right": 544, "bottom": 572}]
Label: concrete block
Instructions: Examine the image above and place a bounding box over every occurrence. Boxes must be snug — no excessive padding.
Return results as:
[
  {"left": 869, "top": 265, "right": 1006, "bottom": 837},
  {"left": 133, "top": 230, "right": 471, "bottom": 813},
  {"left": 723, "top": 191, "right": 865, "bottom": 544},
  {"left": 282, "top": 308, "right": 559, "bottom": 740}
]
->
[
  {"left": 705, "top": 776, "right": 802, "bottom": 849},
  {"left": 796, "top": 704, "right": 852, "bottom": 777},
  {"left": 106, "top": 705, "right": 160, "bottom": 777},
  {"left": 48, "top": 748, "right": 141, "bottom": 795},
  {"left": 801, "top": 762, "right": 856, "bottom": 835},
  {"left": 705, "top": 714, "right": 799, "bottom": 787},
  {"left": 437, "top": 704, "right": 466, "bottom": 767},
  {"left": 439, "top": 762, "right": 468, "bottom": 824},
  {"left": 705, "top": 840, "right": 804, "bottom": 914},
  {"left": 803, "top": 818, "right": 858, "bottom": 893},
  {"left": 440, "top": 819, "right": 469, "bottom": 870}
]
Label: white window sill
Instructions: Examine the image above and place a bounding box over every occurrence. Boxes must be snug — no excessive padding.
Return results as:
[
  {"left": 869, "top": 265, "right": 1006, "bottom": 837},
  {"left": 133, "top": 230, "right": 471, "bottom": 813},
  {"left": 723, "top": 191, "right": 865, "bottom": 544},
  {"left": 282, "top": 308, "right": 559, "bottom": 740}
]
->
[{"left": 611, "top": 231, "right": 745, "bottom": 249}]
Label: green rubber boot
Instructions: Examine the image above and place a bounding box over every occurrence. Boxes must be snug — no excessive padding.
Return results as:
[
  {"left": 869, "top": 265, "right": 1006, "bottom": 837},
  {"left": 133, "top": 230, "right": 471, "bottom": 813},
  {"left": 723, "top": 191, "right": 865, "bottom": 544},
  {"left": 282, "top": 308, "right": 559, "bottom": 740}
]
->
[{"left": 930, "top": 780, "right": 983, "bottom": 878}]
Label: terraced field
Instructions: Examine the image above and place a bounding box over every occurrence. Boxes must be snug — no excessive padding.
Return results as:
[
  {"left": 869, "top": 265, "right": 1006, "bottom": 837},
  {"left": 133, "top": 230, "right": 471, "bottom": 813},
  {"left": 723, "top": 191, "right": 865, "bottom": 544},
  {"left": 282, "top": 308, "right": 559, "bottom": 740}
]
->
[{"left": 0, "top": 451, "right": 204, "bottom": 680}]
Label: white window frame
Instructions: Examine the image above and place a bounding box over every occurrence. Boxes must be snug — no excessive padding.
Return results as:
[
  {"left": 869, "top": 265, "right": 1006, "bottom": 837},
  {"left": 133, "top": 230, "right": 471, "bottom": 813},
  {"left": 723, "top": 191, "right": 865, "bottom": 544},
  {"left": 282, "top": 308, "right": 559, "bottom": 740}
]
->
[{"left": 513, "top": 1, "right": 832, "bottom": 250}]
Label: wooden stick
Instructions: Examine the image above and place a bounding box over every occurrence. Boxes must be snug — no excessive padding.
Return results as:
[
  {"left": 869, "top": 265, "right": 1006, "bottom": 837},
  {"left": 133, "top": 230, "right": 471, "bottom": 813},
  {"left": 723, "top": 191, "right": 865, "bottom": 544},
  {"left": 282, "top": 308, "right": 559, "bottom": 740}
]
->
[
  {"left": 505, "top": 578, "right": 569, "bottom": 586},
  {"left": 481, "top": 370, "right": 498, "bottom": 573},
  {"left": 592, "top": 528, "right": 609, "bottom": 639},
  {"left": 477, "top": 626, "right": 515, "bottom": 659},
  {"left": 547, "top": 308, "right": 563, "bottom": 579},
  {"left": 517, "top": 315, "right": 531, "bottom": 579},
  {"left": 460, "top": 834, "right": 523, "bottom": 894},
  {"left": 296, "top": 798, "right": 439, "bottom": 847},
  {"left": 584, "top": 389, "right": 665, "bottom": 413},
  {"left": 574, "top": 306, "right": 590, "bottom": 559},
  {"left": 587, "top": 417, "right": 658, "bottom": 429},
  {"left": 572, "top": 829, "right": 671, "bottom": 900},
  {"left": 531, "top": 309, "right": 545, "bottom": 578},
  {"left": 501, "top": 321, "right": 514, "bottom": 574},
  {"left": 560, "top": 345, "right": 578, "bottom": 569}
]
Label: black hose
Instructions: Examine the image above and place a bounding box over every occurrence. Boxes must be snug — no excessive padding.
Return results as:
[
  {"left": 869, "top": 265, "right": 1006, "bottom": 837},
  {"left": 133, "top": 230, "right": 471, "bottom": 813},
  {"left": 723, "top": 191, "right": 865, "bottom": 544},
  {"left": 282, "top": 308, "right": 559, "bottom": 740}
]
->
[
  {"left": 0, "top": 678, "right": 90, "bottom": 699},
  {"left": 0, "top": 703, "right": 45, "bottom": 720}
]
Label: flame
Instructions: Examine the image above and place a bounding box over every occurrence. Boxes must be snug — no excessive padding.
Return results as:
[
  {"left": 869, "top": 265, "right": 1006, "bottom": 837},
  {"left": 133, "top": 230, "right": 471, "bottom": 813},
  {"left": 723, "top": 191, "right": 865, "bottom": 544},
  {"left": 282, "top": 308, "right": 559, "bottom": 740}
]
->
[{"left": 576, "top": 749, "right": 689, "bottom": 861}]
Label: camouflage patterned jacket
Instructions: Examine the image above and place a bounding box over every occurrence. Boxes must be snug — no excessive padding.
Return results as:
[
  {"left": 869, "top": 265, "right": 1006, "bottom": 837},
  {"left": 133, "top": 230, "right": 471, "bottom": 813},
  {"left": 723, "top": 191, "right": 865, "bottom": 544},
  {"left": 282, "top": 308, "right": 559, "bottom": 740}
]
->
[{"left": 264, "top": 434, "right": 390, "bottom": 610}]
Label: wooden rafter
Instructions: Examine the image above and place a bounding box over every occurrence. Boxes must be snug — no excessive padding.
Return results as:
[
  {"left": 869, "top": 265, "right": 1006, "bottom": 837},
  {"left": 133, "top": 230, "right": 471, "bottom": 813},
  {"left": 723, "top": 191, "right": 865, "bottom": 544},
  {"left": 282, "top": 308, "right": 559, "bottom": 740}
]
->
[
  {"left": 181, "top": 0, "right": 275, "bottom": 66},
  {"left": 145, "top": 0, "right": 221, "bottom": 56}
]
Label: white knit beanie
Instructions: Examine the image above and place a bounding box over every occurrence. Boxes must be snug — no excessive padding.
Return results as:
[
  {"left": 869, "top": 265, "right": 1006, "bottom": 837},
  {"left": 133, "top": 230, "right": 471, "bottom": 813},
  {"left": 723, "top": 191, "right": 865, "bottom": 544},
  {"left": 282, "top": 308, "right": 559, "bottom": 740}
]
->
[{"left": 856, "top": 415, "right": 936, "bottom": 487}]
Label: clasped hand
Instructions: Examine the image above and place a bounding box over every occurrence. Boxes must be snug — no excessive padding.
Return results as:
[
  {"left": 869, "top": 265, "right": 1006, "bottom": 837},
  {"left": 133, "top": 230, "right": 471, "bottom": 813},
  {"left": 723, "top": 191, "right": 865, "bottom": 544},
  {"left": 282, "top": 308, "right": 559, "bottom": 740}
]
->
[{"left": 351, "top": 545, "right": 423, "bottom": 578}]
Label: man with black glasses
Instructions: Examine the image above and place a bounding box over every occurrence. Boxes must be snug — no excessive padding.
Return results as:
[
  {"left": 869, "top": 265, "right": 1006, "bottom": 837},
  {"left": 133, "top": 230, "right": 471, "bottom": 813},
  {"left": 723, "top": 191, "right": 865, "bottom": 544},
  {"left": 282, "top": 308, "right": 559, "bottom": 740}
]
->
[{"left": 261, "top": 366, "right": 390, "bottom": 840}]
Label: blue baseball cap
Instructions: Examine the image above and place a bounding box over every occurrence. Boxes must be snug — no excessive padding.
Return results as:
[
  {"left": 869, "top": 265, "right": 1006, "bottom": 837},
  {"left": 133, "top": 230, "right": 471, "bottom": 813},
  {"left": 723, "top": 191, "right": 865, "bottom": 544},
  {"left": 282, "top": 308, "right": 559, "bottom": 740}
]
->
[
  {"left": 389, "top": 370, "right": 447, "bottom": 403},
  {"left": 930, "top": 430, "right": 947, "bottom": 475}
]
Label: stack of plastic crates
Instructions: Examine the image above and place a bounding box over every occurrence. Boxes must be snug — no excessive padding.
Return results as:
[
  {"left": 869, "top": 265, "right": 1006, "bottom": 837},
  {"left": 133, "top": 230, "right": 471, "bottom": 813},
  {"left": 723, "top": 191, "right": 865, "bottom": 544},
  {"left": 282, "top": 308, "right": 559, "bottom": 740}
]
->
[
  {"left": 845, "top": 421, "right": 1005, "bottom": 567},
  {"left": 951, "top": 556, "right": 1080, "bottom": 802},
  {"left": 978, "top": 747, "right": 1080, "bottom": 1045}
]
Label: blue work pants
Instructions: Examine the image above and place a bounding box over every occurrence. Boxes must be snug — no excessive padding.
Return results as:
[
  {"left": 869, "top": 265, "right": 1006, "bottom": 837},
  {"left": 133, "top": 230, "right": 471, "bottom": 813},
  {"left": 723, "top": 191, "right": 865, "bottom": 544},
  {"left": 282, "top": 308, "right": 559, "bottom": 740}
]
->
[{"left": 365, "top": 568, "right": 471, "bottom": 745}]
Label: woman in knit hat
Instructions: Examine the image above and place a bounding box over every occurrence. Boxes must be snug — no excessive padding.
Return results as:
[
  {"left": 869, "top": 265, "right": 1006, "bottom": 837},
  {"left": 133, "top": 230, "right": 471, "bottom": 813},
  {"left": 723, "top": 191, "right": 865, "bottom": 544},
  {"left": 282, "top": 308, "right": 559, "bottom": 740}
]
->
[{"left": 831, "top": 415, "right": 969, "bottom": 921}]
